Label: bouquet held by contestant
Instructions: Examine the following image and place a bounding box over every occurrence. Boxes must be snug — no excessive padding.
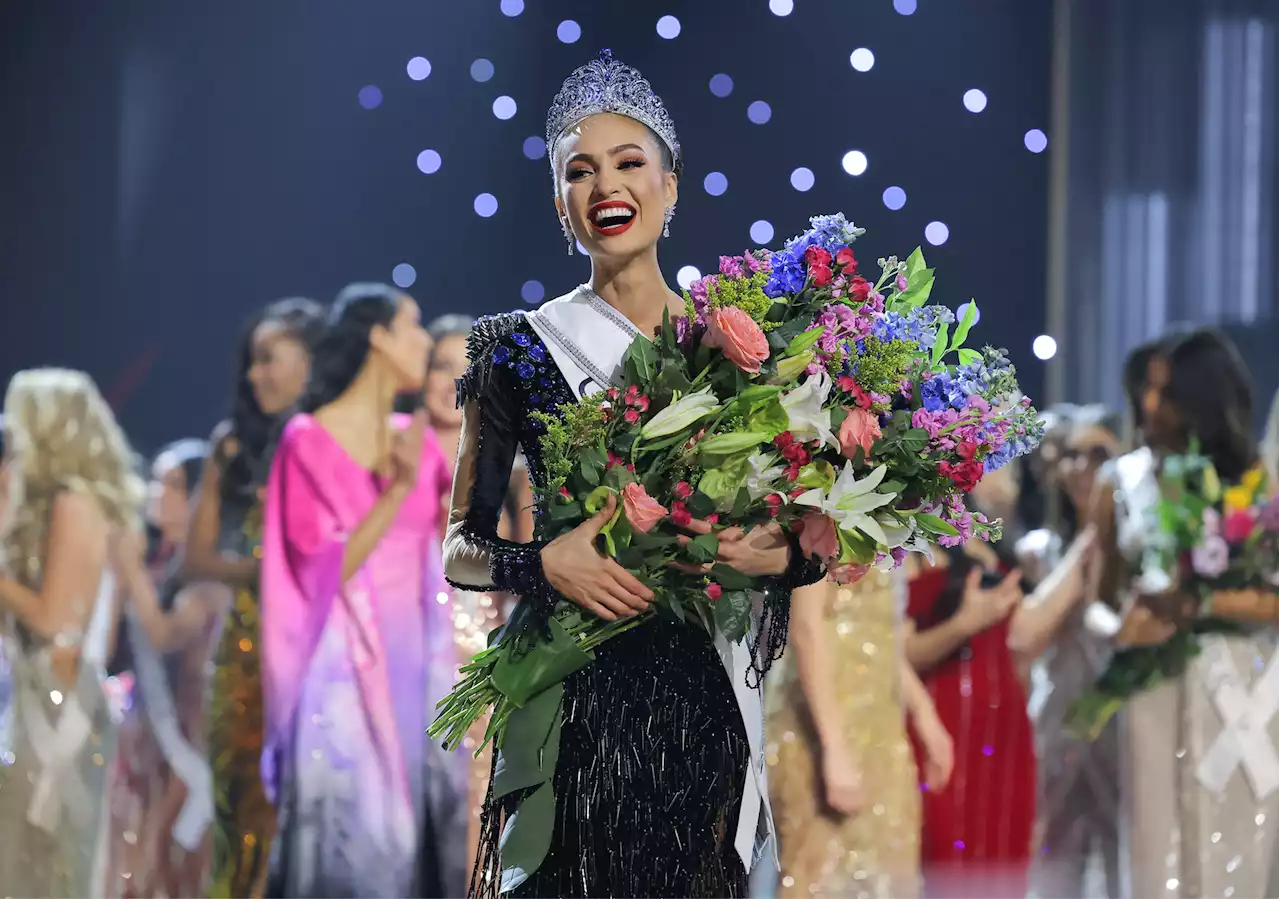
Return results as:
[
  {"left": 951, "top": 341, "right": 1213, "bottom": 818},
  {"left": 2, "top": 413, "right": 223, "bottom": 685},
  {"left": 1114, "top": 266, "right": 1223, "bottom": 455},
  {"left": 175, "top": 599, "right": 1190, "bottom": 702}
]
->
[
  {"left": 432, "top": 213, "right": 1043, "bottom": 753},
  {"left": 1068, "top": 451, "right": 1279, "bottom": 739}
]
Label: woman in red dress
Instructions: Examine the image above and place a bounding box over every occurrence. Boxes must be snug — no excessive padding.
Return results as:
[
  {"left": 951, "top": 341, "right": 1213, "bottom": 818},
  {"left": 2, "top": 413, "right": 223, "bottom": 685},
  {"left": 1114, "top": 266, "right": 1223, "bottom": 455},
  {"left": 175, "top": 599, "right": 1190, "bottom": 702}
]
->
[{"left": 905, "top": 460, "right": 1095, "bottom": 898}]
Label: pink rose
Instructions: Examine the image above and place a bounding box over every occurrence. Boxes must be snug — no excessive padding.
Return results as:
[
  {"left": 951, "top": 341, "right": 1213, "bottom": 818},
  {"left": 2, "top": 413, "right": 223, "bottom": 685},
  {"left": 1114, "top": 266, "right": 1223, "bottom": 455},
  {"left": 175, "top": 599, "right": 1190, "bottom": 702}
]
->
[
  {"left": 1223, "top": 509, "right": 1256, "bottom": 545},
  {"left": 621, "top": 482, "right": 668, "bottom": 534},
  {"left": 703, "top": 306, "right": 770, "bottom": 375},
  {"left": 797, "top": 513, "right": 839, "bottom": 562},
  {"left": 829, "top": 562, "right": 871, "bottom": 585},
  {"left": 838, "top": 407, "right": 882, "bottom": 459}
]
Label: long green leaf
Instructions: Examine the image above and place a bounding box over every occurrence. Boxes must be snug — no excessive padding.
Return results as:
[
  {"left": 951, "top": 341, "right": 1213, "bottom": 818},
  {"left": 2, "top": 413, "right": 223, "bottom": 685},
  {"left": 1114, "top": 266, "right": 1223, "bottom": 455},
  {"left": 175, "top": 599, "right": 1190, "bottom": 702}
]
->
[
  {"left": 931, "top": 322, "right": 951, "bottom": 365},
  {"left": 950, "top": 300, "right": 978, "bottom": 351},
  {"left": 498, "top": 780, "right": 557, "bottom": 892}
]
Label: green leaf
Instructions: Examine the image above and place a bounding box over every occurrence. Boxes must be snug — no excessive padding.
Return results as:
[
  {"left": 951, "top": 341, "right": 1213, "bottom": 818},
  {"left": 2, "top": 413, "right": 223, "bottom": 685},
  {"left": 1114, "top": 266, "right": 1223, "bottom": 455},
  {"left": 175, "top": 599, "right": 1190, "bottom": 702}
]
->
[
  {"left": 686, "top": 491, "right": 717, "bottom": 518},
  {"left": 666, "top": 592, "right": 687, "bottom": 624},
  {"left": 582, "top": 485, "right": 613, "bottom": 515},
  {"left": 950, "top": 301, "right": 978, "bottom": 351},
  {"left": 785, "top": 325, "right": 826, "bottom": 357},
  {"left": 492, "top": 683, "right": 563, "bottom": 797},
  {"left": 498, "top": 779, "right": 556, "bottom": 892},
  {"left": 710, "top": 563, "right": 754, "bottom": 591},
  {"left": 931, "top": 322, "right": 950, "bottom": 365},
  {"left": 603, "top": 465, "right": 638, "bottom": 491},
  {"left": 687, "top": 532, "right": 720, "bottom": 563},
  {"left": 914, "top": 513, "right": 961, "bottom": 536},
  {"left": 698, "top": 454, "right": 753, "bottom": 507},
  {"left": 697, "top": 431, "right": 772, "bottom": 457},
  {"left": 491, "top": 616, "right": 593, "bottom": 708},
  {"left": 612, "top": 430, "right": 638, "bottom": 455},
  {"left": 579, "top": 445, "right": 607, "bottom": 487},
  {"left": 735, "top": 384, "right": 785, "bottom": 408},
  {"left": 712, "top": 590, "right": 752, "bottom": 643},
  {"left": 731, "top": 487, "right": 751, "bottom": 519},
  {"left": 899, "top": 271, "right": 935, "bottom": 308},
  {"left": 624, "top": 336, "right": 658, "bottom": 383},
  {"left": 957, "top": 348, "right": 981, "bottom": 366},
  {"left": 615, "top": 545, "right": 646, "bottom": 570},
  {"left": 900, "top": 428, "right": 929, "bottom": 453},
  {"left": 746, "top": 397, "right": 790, "bottom": 440},
  {"left": 880, "top": 479, "right": 907, "bottom": 494},
  {"left": 905, "top": 247, "right": 928, "bottom": 279},
  {"left": 547, "top": 501, "right": 583, "bottom": 523}
]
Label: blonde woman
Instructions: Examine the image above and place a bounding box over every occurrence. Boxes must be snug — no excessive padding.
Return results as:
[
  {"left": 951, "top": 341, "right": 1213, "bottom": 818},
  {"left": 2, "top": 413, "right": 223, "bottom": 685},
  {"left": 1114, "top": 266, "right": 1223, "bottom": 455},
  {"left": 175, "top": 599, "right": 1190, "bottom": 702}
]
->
[{"left": 0, "top": 368, "right": 146, "bottom": 897}]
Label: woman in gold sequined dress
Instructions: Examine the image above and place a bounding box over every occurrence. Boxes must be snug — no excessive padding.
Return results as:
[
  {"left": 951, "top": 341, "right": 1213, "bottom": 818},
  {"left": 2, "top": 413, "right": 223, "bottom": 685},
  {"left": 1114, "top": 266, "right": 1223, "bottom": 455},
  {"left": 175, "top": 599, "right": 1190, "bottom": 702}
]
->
[
  {"left": 767, "top": 569, "right": 954, "bottom": 899},
  {"left": 180, "top": 299, "right": 324, "bottom": 897}
]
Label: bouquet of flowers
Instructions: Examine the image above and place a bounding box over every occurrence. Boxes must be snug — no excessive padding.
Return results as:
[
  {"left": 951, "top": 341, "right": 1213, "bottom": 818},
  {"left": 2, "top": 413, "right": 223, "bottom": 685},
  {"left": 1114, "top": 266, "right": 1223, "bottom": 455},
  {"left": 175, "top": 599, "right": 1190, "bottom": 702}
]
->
[
  {"left": 1067, "top": 450, "right": 1279, "bottom": 739},
  {"left": 431, "top": 213, "right": 1043, "bottom": 758}
]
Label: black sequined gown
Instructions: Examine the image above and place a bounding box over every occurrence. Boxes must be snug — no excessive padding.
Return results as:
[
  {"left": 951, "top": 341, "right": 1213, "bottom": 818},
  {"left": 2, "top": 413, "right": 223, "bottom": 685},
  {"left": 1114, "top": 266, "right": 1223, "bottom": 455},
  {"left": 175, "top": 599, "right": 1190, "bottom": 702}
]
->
[{"left": 442, "top": 312, "right": 821, "bottom": 899}]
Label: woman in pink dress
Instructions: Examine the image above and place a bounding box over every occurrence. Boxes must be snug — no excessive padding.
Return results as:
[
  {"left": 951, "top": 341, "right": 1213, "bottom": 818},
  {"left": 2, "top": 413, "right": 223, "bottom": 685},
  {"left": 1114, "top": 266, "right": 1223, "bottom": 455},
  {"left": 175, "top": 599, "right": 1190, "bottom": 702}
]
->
[{"left": 260, "top": 282, "right": 466, "bottom": 898}]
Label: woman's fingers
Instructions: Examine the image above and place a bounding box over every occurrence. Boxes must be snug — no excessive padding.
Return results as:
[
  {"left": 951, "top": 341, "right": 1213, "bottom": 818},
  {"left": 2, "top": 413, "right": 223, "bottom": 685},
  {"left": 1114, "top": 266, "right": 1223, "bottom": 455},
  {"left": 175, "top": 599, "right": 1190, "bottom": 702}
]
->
[
  {"left": 679, "top": 517, "right": 714, "bottom": 536},
  {"left": 604, "top": 559, "right": 654, "bottom": 602},
  {"left": 599, "top": 578, "right": 648, "bottom": 614},
  {"left": 582, "top": 597, "right": 618, "bottom": 622}
]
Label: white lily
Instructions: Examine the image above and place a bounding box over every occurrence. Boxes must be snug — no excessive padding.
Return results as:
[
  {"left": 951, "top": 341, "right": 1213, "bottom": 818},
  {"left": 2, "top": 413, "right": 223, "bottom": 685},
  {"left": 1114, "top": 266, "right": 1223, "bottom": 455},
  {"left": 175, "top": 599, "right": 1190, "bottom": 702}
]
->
[
  {"left": 640, "top": 387, "right": 721, "bottom": 439},
  {"left": 744, "top": 452, "right": 786, "bottom": 501},
  {"left": 780, "top": 370, "right": 838, "bottom": 448},
  {"left": 793, "top": 462, "right": 899, "bottom": 546}
]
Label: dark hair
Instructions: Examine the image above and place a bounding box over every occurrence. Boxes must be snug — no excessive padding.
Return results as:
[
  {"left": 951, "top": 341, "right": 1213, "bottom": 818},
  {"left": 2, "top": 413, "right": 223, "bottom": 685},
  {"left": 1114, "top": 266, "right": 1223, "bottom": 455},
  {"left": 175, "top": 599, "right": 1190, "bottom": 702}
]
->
[
  {"left": 427, "top": 313, "right": 473, "bottom": 347},
  {"left": 298, "top": 283, "right": 403, "bottom": 414},
  {"left": 552, "top": 120, "right": 681, "bottom": 181},
  {"left": 220, "top": 298, "right": 326, "bottom": 504},
  {"left": 1157, "top": 327, "right": 1256, "bottom": 483},
  {"left": 1123, "top": 339, "right": 1164, "bottom": 432}
]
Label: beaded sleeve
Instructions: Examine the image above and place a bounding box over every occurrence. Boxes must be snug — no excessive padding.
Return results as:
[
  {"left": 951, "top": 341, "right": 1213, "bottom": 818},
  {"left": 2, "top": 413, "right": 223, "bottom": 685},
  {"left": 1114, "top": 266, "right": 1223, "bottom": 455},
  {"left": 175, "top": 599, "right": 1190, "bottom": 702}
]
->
[
  {"left": 746, "top": 528, "right": 826, "bottom": 687},
  {"left": 441, "top": 315, "right": 559, "bottom": 617}
]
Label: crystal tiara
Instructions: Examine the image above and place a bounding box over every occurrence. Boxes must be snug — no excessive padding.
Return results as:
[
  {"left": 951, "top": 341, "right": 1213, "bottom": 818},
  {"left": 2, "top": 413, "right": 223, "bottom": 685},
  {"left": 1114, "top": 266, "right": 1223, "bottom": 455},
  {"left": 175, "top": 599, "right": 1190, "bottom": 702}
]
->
[{"left": 544, "top": 48, "right": 681, "bottom": 177}]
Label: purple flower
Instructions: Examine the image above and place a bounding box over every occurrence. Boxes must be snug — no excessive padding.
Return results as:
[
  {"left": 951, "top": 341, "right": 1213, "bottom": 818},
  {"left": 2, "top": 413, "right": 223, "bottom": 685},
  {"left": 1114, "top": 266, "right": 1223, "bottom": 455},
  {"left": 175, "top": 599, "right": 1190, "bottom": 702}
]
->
[
  {"left": 896, "top": 273, "right": 908, "bottom": 292},
  {"left": 1191, "top": 534, "right": 1230, "bottom": 579},
  {"left": 719, "top": 255, "right": 745, "bottom": 278},
  {"left": 673, "top": 314, "right": 692, "bottom": 344}
]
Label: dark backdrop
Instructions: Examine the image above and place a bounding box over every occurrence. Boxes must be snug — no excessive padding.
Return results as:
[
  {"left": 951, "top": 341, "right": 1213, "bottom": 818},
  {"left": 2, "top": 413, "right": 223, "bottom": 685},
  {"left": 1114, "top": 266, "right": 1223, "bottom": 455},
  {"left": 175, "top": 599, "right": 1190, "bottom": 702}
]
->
[{"left": 0, "top": 0, "right": 1053, "bottom": 450}]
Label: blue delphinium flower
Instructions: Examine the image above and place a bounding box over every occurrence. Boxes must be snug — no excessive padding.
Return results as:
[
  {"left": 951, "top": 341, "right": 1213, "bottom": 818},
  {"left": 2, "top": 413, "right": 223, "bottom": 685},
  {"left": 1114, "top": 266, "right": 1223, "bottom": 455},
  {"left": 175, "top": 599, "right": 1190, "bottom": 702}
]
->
[{"left": 764, "top": 248, "right": 806, "bottom": 297}]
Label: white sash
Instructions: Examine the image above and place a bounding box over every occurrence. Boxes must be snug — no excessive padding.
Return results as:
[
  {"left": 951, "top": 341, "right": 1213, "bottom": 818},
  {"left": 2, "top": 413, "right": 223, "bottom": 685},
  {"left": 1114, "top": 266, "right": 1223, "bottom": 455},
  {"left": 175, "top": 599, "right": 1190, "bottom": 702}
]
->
[{"left": 526, "top": 288, "right": 774, "bottom": 872}]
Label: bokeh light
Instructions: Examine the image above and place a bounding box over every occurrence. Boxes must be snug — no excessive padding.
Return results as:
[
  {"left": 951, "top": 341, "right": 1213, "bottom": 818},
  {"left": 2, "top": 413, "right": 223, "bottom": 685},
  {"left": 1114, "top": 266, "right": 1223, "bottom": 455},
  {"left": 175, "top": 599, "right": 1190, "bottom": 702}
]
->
[
  {"left": 557, "top": 20, "right": 581, "bottom": 43},
  {"left": 882, "top": 186, "right": 907, "bottom": 210},
  {"left": 956, "top": 300, "right": 981, "bottom": 325},
  {"left": 492, "top": 96, "right": 517, "bottom": 120},
  {"left": 750, "top": 220, "right": 775, "bottom": 244},
  {"left": 474, "top": 193, "right": 499, "bottom": 217},
  {"left": 925, "top": 221, "right": 950, "bottom": 246},
  {"left": 500, "top": 0, "right": 524, "bottom": 16},
  {"left": 471, "top": 59, "right": 495, "bottom": 83},
  {"left": 769, "top": 0, "right": 795, "bottom": 15},
  {"left": 358, "top": 86, "right": 382, "bottom": 109},
  {"left": 522, "top": 136, "right": 547, "bottom": 160},
  {"left": 963, "top": 89, "right": 988, "bottom": 113},
  {"left": 841, "top": 150, "right": 868, "bottom": 176},
  {"left": 709, "top": 74, "right": 734, "bottom": 98},
  {"left": 392, "top": 263, "right": 416, "bottom": 288},
  {"left": 790, "top": 167, "right": 815, "bottom": 192},
  {"left": 704, "top": 172, "right": 728, "bottom": 196},
  {"left": 676, "top": 266, "right": 702, "bottom": 289},
  {"left": 747, "top": 101, "right": 772, "bottom": 124},
  {"left": 894, "top": 0, "right": 918, "bottom": 14},
  {"left": 416, "top": 149, "right": 442, "bottom": 174},
  {"left": 406, "top": 57, "right": 432, "bottom": 81},
  {"left": 1024, "top": 129, "right": 1049, "bottom": 153},
  {"left": 849, "top": 48, "right": 875, "bottom": 72},
  {"left": 656, "top": 15, "right": 681, "bottom": 39},
  {"left": 1033, "top": 335, "right": 1058, "bottom": 360},
  {"left": 521, "top": 280, "right": 545, "bottom": 304}
]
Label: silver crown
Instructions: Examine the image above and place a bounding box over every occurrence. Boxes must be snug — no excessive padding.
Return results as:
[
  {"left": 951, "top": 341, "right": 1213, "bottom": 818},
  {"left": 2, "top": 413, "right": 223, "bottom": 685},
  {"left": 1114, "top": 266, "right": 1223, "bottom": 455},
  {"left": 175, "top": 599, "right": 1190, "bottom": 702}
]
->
[{"left": 545, "top": 49, "right": 681, "bottom": 177}]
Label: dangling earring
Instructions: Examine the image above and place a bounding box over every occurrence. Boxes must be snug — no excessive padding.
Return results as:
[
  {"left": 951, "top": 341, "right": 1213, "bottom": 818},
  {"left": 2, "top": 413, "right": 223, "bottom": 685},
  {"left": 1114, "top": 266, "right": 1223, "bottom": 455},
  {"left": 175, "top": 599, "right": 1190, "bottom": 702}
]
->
[
  {"left": 663, "top": 205, "right": 675, "bottom": 238},
  {"left": 562, "top": 220, "right": 574, "bottom": 255}
]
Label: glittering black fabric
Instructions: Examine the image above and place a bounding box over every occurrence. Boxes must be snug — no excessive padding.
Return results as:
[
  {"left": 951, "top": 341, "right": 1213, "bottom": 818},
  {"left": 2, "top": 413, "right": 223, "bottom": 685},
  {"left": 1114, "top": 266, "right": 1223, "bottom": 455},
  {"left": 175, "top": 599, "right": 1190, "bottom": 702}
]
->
[{"left": 453, "top": 312, "right": 813, "bottom": 898}]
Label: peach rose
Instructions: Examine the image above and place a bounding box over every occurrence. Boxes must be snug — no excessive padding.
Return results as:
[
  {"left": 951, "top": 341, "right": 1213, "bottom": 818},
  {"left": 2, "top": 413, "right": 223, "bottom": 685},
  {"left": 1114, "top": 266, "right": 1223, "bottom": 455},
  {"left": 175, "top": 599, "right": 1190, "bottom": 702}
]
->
[
  {"left": 703, "top": 306, "right": 770, "bottom": 375},
  {"left": 797, "top": 512, "right": 839, "bottom": 562},
  {"left": 621, "top": 482, "right": 668, "bottom": 534},
  {"left": 838, "top": 407, "right": 882, "bottom": 458},
  {"left": 829, "top": 562, "right": 871, "bottom": 585}
]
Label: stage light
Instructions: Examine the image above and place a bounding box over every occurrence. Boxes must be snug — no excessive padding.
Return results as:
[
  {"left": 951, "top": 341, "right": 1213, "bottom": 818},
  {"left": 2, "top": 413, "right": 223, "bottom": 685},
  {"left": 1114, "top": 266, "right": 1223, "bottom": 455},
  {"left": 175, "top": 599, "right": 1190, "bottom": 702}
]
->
[
  {"left": 842, "top": 150, "right": 868, "bottom": 176},
  {"left": 656, "top": 16, "right": 681, "bottom": 39},
  {"left": 790, "top": 167, "right": 815, "bottom": 192},
  {"left": 849, "top": 48, "right": 875, "bottom": 72},
  {"left": 407, "top": 57, "right": 432, "bottom": 81},
  {"left": 770, "top": 0, "right": 794, "bottom": 15},
  {"left": 416, "top": 150, "right": 442, "bottom": 174},
  {"left": 474, "top": 193, "right": 499, "bottom": 218},
  {"left": 894, "top": 0, "right": 917, "bottom": 14},
  {"left": 704, "top": 172, "right": 728, "bottom": 196},
  {"left": 963, "top": 89, "right": 988, "bottom": 113},
  {"left": 392, "top": 263, "right": 416, "bottom": 288},
  {"left": 358, "top": 86, "right": 382, "bottom": 109},
  {"left": 956, "top": 301, "right": 981, "bottom": 325},
  {"left": 882, "top": 186, "right": 907, "bottom": 210},
  {"left": 747, "top": 101, "right": 772, "bottom": 124},
  {"left": 750, "top": 220, "right": 775, "bottom": 244},
  {"left": 557, "top": 20, "right": 581, "bottom": 43},
  {"left": 500, "top": 0, "right": 524, "bottom": 16},
  {"left": 677, "top": 266, "right": 702, "bottom": 289},
  {"left": 1032, "top": 335, "right": 1057, "bottom": 360},
  {"left": 492, "top": 96, "right": 517, "bottom": 120},
  {"left": 471, "top": 59, "right": 495, "bottom": 83},
  {"left": 709, "top": 74, "right": 734, "bottom": 98},
  {"left": 1024, "top": 129, "right": 1048, "bottom": 153},
  {"left": 925, "top": 221, "right": 950, "bottom": 246},
  {"left": 522, "top": 136, "right": 546, "bottom": 160},
  {"left": 521, "top": 280, "right": 545, "bottom": 304}
]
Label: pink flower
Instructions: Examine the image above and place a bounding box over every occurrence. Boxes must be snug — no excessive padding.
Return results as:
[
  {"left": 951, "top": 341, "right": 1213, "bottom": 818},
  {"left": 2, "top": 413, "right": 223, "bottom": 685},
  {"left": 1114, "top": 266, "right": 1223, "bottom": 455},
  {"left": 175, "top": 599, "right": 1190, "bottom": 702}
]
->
[
  {"left": 1223, "top": 509, "right": 1256, "bottom": 545},
  {"left": 621, "top": 482, "right": 668, "bottom": 534},
  {"left": 835, "top": 247, "right": 857, "bottom": 271},
  {"left": 797, "top": 513, "right": 840, "bottom": 562},
  {"left": 829, "top": 562, "right": 870, "bottom": 585},
  {"left": 670, "top": 500, "right": 693, "bottom": 528},
  {"left": 673, "top": 481, "right": 694, "bottom": 500},
  {"left": 837, "top": 407, "right": 882, "bottom": 459},
  {"left": 704, "top": 582, "right": 723, "bottom": 601},
  {"left": 624, "top": 408, "right": 640, "bottom": 425},
  {"left": 1191, "top": 534, "right": 1230, "bottom": 579},
  {"left": 703, "top": 306, "right": 770, "bottom": 375}
]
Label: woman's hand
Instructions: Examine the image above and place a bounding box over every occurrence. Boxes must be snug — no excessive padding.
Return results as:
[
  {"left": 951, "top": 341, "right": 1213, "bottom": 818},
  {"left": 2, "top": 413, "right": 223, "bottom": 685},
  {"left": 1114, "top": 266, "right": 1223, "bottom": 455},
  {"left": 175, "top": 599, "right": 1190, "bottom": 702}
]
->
[
  {"left": 541, "top": 495, "right": 654, "bottom": 621},
  {"left": 820, "top": 741, "right": 863, "bottom": 816},
  {"left": 108, "top": 525, "right": 148, "bottom": 587},
  {"left": 1116, "top": 603, "right": 1177, "bottom": 647},
  {"left": 914, "top": 709, "right": 954, "bottom": 792},
  {"left": 1136, "top": 587, "right": 1197, "bottom": 625},
  {"left": 386, "top": 409, "right": 426, "bottom": 493},
  {"left": 675, "top": 520, "right": 792, "bottom": 577},
  {"left": 953, "top": 567, "right": 1022, "bottom": 636}
]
